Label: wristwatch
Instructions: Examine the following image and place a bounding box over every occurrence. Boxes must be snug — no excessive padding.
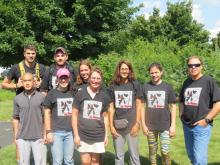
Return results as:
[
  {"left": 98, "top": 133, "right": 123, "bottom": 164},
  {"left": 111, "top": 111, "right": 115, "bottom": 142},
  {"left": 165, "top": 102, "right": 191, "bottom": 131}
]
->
[{"left": 204, "top": 118, "right": 211, "bottom": 124}]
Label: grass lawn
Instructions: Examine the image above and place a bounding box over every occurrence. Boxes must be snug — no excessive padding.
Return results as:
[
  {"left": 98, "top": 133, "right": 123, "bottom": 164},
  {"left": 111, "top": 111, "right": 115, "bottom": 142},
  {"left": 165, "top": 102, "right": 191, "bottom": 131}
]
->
[{"left": 0, "top": 95, "right": 220, "bottom": 164}]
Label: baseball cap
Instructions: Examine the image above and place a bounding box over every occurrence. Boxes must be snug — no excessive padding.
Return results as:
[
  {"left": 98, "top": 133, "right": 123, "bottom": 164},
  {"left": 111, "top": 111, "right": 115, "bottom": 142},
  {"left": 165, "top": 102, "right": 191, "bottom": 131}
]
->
[
  {"left": 56, "top": 68, "right": 70, "bottom": 78},
  {"left": 54, "top": 47, "right": 67, "bottom": 55}
]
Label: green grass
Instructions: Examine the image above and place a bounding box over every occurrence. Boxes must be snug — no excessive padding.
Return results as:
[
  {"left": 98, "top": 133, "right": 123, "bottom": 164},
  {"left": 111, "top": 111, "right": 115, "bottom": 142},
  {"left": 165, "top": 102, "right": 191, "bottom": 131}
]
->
[
  {"left": 0, "top": 89, "right": 15, "bottom": 101},
  {"left": 0, "top": 100, "right": 13, "bottom": 121},
  {"left": 0, "top": 99, "right": 220, "bottom": 164}
]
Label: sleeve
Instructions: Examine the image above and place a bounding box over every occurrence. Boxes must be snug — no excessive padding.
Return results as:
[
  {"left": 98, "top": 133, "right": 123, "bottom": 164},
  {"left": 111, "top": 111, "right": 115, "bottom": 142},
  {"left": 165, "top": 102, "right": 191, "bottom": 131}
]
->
[
  {"left": 40, "top": 68, "right": 50, "bottom": 91},
  {"left": 179, "top": 81, "right": 186, "bottom": 103},
  {"left": 168, "top": 84, "right": 177, "bottom": 103},
  {"left": 73, "top": 92, "right": 81, "bottom": 109},
  {"left": 209, "top": 77, "right": 220, "bottom": 103},
  {"left": 142, "top": 84, "right": 147, "bottom": 102},
  {"left": 102, "top": 90, "right": 112, "bottom": 112},
  {"left": 39, "top": 64, "right": 47, "bottom": 79},
  {"left": 107, "top": 85, "right": 115, "bottom": 102},
  {"left": 133, "top": 81, "right": 144, "bottom": 100},
  {"left": 7, "top": 65, "right": 17, "bottom": 80},
  {"left": 43, "top": 90, "right": 53, "bottom": 109},
  {"left": 13, "top": 97, "right": 20, "bottom": 119}
]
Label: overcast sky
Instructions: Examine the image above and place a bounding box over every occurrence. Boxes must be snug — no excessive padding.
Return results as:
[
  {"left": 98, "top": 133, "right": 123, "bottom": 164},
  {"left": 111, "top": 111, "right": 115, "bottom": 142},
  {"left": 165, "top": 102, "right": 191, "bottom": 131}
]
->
[{"left": 132, "top": 0, "right": 220, "bottom": 38}]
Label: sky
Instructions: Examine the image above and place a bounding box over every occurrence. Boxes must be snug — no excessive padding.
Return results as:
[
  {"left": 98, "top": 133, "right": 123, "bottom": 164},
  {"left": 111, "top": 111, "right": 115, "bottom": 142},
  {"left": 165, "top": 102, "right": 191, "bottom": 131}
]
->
[{"left": 132, "top": 0, "right": 220, "bottom": 38}]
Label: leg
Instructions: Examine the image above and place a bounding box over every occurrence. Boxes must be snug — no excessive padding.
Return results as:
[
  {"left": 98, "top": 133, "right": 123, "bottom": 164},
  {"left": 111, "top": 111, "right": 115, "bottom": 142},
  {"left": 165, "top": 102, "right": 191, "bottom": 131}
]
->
[
  {"left": 17, "top": 139, "right": 31, "bottom": 165},
  {"left": 113, "top": 134, "right": 126, "bottom": 165},
  {"left": 63, "top": 131, "right": 74, "bottom": 165},
  {"left": 91, "top": 153, "right": 101, "bottom": 165},
  {"left": 192, "top": 124, "right": 212, "bottom": 165},
  {"left": 50, "top": 132, "right": 64, "bottom": 165},
  {"left": 183, "top": 124, "right": 194, "bottom": 163},
  {"left": 81, "top": 153, "right": 92, "bottom": 165},
  {"left": 147, "top": 131, "right": 158, "bottom": 165},
  {"left": 126, "top": 133, "right": 140, "bottom": 165},
  {"left": 31, "top": 139, "right": 47, "bottom": 165},
  {"left": 159, "top": 130, "right": 171, "bottom": 165}
]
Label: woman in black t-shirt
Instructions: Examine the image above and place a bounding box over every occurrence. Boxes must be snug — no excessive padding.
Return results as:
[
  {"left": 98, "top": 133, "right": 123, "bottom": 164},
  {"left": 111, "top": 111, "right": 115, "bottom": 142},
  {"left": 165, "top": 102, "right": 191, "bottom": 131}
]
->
[
  {"left": 108, "top": 60, "right": 142, "bottom": 165},
  {"left": 142, "top": 63, "right": 176, "bottom": 165},
  {"left": 72, "top": 67, "right": 110, "bottom": 165}
]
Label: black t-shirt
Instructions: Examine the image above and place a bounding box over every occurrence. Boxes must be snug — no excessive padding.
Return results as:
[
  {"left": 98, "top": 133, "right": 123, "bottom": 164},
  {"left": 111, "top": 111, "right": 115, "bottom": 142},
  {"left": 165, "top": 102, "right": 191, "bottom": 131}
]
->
[
  {"left": 7, "top": 62, "right": 46, "bottom": 95},
  {"left": 108, "top": 80, "right": 143, "bottom": 134},
  {"left": 40, "top": 63, "right": 76, "bottom": 91},
  {"left": 43, "top": 89, "right": 74, "bottom": 131},
  {"left": 180, "top": 75, "right": 220, "bottom": 126},
  {"left": 142, "top": 81, "right": 176, "bottom": 131},
  {"left": 73, "top": 87, "right": 110, "bottom": 143}
]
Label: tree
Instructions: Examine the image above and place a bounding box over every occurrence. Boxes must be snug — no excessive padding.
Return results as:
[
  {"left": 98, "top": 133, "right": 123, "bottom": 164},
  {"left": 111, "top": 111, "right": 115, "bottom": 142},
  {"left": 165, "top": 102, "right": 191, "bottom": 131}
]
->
[{"left": 0, "top": 0, "right": 137, "bottom": 66}]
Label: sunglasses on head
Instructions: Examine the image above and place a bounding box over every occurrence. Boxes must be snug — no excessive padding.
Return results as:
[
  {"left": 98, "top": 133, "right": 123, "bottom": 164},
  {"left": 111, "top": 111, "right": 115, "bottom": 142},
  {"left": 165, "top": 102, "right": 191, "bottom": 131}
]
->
[{"left": 187, "top": 64, "right": 201, "bottom": 68}]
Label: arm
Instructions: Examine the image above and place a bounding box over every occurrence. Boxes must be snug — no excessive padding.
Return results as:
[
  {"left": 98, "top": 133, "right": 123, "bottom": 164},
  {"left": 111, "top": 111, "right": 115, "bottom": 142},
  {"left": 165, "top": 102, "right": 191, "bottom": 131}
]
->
[
  {"left": 179, "top": 102, "right": 184, "bottom": 119},
  {"left": 72, "top": 107, "right": 80, "bottom": 146},
  {"left": 44, "top": 108, "right": 53, "bottom": 143},
  {"left": 2, "top": 77, "right": 22, "bottom": 89},
  {"left": 12, "top": 119, "right": 19, "bottom": 144},
  {"left": 130, "top": 98, "right": 142, "bottom": 137},
  {"left": 169, "top": 103, "right": 177, "bottom": 137},
  {"left": 141, "top": 102, "right": 149, "bottom": 136},
  {"left": 103, "top": 111, "right": 109, "bottom": 146},
  {"left": 108, "top": 102, "right": 119, "bottom": 138},
  {"left": 194, "top": 101, "right": 220, "bottom": 126}
]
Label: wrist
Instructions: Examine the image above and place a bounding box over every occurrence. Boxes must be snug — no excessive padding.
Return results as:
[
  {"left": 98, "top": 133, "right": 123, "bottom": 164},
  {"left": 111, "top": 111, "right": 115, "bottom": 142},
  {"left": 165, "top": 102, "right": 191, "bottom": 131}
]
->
[{"left": 204, "top": 118, "right": 211, "bottom": 124}]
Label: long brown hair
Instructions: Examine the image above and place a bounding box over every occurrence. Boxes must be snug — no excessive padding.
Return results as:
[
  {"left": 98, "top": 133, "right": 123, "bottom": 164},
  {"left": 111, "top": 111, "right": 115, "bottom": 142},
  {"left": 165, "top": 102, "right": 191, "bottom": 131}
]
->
[
  {"left": 111, "top": 60, "right": 136, "bottom": 85},
  {"left": 76, "top": 59, "right": 92, "bottom": 85}
]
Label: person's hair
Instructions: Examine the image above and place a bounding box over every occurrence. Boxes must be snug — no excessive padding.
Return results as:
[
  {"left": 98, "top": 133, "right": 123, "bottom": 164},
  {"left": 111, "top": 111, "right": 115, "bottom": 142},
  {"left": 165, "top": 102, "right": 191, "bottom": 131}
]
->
[
  {"left": 24, "top": 44, "right": 36, "bottom": 53},
  {"left": 111, "top": 60, "right": 136, "bottom": 85},
  {"left": 76, "top": 59, "right": 92, "bottom": 85},
  {"left": 148, "top": 62, "right": 163, "bottom": 72},
  {"left": 187, "top": 55, "right": 203, "bottom": 65},
  {"left": 89, "top": 67, "right": 103, "bottom": 80}
]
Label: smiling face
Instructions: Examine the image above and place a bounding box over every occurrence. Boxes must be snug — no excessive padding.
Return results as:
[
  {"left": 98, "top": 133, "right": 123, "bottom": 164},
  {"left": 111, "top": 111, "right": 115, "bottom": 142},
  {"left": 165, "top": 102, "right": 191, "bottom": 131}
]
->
[
  {"left": 89, "top": 71, "right": 102, "bottom": 90},
  {"left": 54, "top": 51, "right": 68, "bottom": 66},
  {"left": 58, "top": 75, "right": 70, "bottom": 89},
  {"left": 119, "top": 63, "right": 130, "bottom": 80},
  {"left": 24, "top": 49, "right": 36, "bottom": 64},
  {"left": 187, "top": 57, "right": 203, "bottom": 80},
  {"left": 149, "top": 66, "right": 163, "bottom": 85},
  {"left": 80, "top": 64, "right": 91, "bottom": 82}
]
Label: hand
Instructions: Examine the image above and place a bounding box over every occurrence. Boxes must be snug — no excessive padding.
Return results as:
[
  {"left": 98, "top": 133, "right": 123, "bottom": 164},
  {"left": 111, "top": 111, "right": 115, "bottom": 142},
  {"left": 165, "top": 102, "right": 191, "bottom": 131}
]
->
[
  {"left": 110, "top": 126, "right": 120, "bottom": 138},
  {"left": 74, "top": 135, "right": 81, "bottom": 147},
  {"left": 35, "top": 78, "right": 42, "bottom": 88},
  {"left": 130, "top": 123, "right": 140, "bottom": 137},
  {"left": 46, "top": 132, "right": 53, "bottom": 144},
  {"left": 169, "top": 126, "right": 176, "bottom": 138},
  {"left": 16, "top": 78, "right": 23, "bottom": 88},
  {"left": 142, "top": 125, "right": 149, "bottom": 136},
  {"left": 193, "top": 119, "right": 208, "bottom": 127},
  {"left": 104, "top": 136, "right": 108, "bottom": 146}
]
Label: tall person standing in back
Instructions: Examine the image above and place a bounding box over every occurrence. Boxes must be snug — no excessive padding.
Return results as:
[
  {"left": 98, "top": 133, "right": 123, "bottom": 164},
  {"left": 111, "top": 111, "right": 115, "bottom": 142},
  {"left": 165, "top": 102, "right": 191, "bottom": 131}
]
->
[{"left": 179, "top": 56, "right": 220, "bottom": 165}]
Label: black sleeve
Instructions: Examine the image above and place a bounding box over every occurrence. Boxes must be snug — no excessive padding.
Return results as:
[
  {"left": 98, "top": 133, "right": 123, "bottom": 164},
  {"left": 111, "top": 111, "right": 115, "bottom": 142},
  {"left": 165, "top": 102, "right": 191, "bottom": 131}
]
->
[
  {"left": 43, "top": 90, "right": 53, "bottom": 109},
  {"left": 209, "top": 77, "right": 220, "bottom": 103},
  {"left": 107, "top": 85, "right": 114, "bottom": 102},
  {"left": 7, "top": 65, "right": 18, "bottom": 81},
  {"left": 13, "top": 97, "right": 20, "bottom": 119},
  {"left": 73, "top": 92, "right": 81, "bottom": 109},
  {"left": 40, "top": 68, "right": 50, "bottom": 91},
  {"left": 168, "top": 84, "right": 176, "bottom": 103},
  {"left": 133, "top": 81, "right": 144, "bottom": 100}
]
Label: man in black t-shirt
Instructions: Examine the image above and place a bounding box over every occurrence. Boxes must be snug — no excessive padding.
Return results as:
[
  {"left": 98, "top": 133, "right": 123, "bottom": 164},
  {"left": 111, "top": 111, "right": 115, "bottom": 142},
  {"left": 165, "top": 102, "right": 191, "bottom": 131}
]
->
[
  {"left": 179, "top": 56, "right": 220, "bottom": 165},
  {"left": 40, "top": 47, "right": 76, "bottom": 93},
  {"left": 2, "top": 44, "right": 46, "bottom": 95}
]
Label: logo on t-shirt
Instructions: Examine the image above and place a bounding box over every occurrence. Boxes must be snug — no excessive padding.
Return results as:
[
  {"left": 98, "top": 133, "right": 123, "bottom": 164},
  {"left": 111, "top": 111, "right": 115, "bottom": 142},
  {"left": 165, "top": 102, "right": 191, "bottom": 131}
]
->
[
  {"left": 147, "top": 91, "right": 165, "bottom": 109},
  {"left": 57, "top": 98, "right": 73, "bottom": 116},
  {"left": 83, "top": 100, "right": 102, "bottom": 120},
  {"left": 115, "top": 91, "right": 133, "bottom": 109},
  {"left": 184, "top": 88, "right": 202, "bottom": 106}
]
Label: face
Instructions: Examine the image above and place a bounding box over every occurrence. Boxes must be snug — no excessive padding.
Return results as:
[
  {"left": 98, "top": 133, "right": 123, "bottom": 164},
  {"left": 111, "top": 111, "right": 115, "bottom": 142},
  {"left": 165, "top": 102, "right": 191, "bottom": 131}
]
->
[
  {"left": 24, "top": 49, "right": 36, "bottom": 64},
  {"left": 119, "top": 63, "right": 130, "bottom": 79},
  {"left": 80, "top": 64, "right": 91, "bottom": 82},
  {"left": 58, "top": 75, "right": 70, "bottom": 88},
  {"left": 89, "top": 71, "right": 102, "bottom": 90},
  {"left": 149, "top": 66, "right": 163, "bottom": 84},
  {"left": 22, "top": 74, "right": 35, "bottom": 91},
  {"left": 187, "top": 58, "right": 202, "bottom": 79},
  {"left": 54, "top": 52, "right": 68, "bottom": 66}
]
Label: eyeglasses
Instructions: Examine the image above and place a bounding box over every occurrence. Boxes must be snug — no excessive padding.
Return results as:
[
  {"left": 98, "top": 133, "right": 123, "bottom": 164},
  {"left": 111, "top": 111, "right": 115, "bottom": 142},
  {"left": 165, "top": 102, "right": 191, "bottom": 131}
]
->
[{"left": 187, "top": 64, "right": 201, "bottom": 68}]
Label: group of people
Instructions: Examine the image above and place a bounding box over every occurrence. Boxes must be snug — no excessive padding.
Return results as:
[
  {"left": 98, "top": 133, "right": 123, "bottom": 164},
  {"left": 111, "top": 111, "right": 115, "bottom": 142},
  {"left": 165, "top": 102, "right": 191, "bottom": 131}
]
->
[{"left": 2, "top": 44, "right": 220, "bottom": 165}]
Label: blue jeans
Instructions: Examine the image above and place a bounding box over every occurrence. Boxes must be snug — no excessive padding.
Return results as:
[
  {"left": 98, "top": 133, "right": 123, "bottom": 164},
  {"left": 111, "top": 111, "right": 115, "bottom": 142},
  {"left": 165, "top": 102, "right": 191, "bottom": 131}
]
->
[
  {"left": 183, "top": 124, "right": 212, "bottom": 165},
  {"left": 50, "top": 130, "right": 74, "bottom": 165}
]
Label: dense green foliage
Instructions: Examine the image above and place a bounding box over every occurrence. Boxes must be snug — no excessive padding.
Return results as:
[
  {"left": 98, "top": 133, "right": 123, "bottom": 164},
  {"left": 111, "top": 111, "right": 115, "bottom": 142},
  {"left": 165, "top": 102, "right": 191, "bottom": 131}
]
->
[{"left": 0, "top": 0, "right": 137, "bottom": 66}]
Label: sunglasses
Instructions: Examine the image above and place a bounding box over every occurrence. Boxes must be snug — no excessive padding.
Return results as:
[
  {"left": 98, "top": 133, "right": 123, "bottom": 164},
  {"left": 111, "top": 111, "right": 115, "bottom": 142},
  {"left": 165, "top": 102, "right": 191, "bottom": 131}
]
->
[{"left": 187, "top": 64, "right": 201, "bottom": 68}]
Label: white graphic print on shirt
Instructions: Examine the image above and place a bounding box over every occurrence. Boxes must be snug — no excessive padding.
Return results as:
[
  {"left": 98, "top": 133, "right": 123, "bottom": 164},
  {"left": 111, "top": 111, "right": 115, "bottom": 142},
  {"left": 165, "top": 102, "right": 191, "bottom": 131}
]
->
[
  {"left": 57, "top": 98, "right": 73, "bottom": 116},
  {"left": 52, "top": 76, "right": 58, "bottom": 89},
  {"left": 83, "top": 100, "right": 102, "bottom": 120},
  {"left": 147, "top": 91, "right": 165, "bottom": 109},
  {"left": 115, "top": 91, "right": 133, "bottom": 109},
  {"left": 184, "top": 88, "right": 202, "bottom": 106}
]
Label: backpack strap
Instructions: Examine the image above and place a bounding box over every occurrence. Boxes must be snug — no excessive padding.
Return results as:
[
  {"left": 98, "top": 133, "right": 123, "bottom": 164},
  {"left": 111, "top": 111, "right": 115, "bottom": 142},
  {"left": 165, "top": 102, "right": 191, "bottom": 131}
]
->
[
  {"left": 35, "top": 63, "right": 40, "bottom": 81},
  {"left": 18, "top": 61, "right": 25, "bottom": 78}
]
